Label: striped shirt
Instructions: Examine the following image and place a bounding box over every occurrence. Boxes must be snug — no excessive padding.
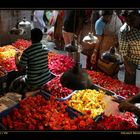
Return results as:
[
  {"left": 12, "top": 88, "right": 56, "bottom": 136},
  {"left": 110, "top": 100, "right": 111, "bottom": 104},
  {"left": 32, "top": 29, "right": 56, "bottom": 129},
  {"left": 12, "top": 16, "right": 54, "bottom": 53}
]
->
[
  {"left": 19, "top": 42, "right": 51, "bottom": 87},
  {"left": 119, "top": 24, "right": 140, "bottom": 65}
]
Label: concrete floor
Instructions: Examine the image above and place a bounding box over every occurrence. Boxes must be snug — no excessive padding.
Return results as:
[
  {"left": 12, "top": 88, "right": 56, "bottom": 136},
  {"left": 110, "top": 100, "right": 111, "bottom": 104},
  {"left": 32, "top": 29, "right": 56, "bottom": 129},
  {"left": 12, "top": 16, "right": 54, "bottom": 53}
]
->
[
  {"left": 42, "top": 39, "right": 140, "bottom": 88},
  {"left": 118, "top": 68, "right": 140, "bottom": 88}
]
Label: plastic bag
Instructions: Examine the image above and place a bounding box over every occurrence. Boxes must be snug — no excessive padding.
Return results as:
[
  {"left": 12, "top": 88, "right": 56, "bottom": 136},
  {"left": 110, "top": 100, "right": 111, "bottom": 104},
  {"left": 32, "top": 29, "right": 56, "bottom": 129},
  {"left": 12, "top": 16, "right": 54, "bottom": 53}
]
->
[
  {"left": 45, "top": 11, "right": 53, "bottom": 22},
  {"left": 47, "top": 26, "right": 54, "bottom": 35},
  {"left": 49, "top": 10, "right": 59, "bottom": 26},
  {"left": 46, "top": 27, "right": 54, "bottom": 41}
]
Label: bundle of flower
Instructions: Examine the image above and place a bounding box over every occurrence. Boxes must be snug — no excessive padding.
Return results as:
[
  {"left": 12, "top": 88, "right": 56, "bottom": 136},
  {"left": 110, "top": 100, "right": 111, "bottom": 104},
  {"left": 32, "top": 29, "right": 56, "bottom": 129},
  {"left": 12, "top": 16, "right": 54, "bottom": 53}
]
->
[
  {"left": 2, "top": 94, "right": 137, "bottom": 130},
  {"left": 0, "top": 57, "right": 17, "bottom": 72},
  {"left": 43, "top": 76, "right": 73, "bottom": 98},
  {"left": 1, "top": 95, "right": 97, "bottom": 130},
  {"left": 97, "top": 112, "right": 137, "bottom": 130},
  {"left": 12, "top": 39, "right": 31, "bottom": 51},
  {"left": 0, "top": 45, "right": 17, "bottom": 60},
  {"left": 48, "top": 51, "right": 57, "bottom": 59},
  {"left": 48, "top": 54, "right": 74, "bottom": 76},
  {"left": 86, "top": 70, "right": 140, "bottom": 98}
]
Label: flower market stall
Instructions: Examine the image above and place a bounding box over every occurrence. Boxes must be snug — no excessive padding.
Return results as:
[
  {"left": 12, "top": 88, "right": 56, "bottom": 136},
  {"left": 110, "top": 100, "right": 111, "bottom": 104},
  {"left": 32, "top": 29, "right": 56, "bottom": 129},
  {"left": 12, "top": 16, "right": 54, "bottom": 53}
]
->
[{"left": 0, "top": 39, "right": 140, "bottom": 131}]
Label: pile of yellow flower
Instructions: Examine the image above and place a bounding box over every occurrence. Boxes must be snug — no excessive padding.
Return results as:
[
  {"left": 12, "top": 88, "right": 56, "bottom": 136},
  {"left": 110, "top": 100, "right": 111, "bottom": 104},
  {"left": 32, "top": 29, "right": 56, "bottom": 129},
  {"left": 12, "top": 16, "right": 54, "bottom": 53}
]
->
[
  {"left": 67, "top": 89, "right": 107, "bottom": 118},
  {"left": 0, "top": 45, "right": 17, "bottom": 61}
]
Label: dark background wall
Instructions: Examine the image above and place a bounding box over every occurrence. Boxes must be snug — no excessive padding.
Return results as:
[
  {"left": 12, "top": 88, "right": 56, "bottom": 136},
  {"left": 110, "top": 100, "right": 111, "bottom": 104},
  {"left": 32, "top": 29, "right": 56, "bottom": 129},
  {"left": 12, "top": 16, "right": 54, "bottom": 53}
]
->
[{"left": 0, "top": 10, "right": 33, "bottom": 46}]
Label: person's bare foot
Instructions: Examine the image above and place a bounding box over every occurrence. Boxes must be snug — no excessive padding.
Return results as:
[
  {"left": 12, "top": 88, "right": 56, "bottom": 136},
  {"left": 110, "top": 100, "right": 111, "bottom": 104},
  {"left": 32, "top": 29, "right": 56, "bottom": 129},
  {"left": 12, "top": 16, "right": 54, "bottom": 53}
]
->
[{"left": 25, "top": 90, "right": 40, "bottom": 98}]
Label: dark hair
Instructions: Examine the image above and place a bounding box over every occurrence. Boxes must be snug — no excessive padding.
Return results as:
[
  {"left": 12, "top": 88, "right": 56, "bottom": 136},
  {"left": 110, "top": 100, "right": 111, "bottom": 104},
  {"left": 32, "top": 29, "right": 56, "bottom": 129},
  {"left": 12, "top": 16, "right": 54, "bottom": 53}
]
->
[
  {"left": 31, "top": 28, "right": 43, "bottom": 43},
  {"left": 122, "top": 10, "right": 139, "bottom": 18},
  {"left": 101, "top": 10, "right": 113, "bottom": 16},
  {"left": 123, "top": 10, "right": 140, "bottom": 29}
]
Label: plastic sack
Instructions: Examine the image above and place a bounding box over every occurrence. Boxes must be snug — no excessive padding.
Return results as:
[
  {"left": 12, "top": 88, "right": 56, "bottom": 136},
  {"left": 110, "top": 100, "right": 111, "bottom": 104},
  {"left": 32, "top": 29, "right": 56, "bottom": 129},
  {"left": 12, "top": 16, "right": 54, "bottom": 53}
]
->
[
  {"left": 46, "top": 26, "right": 54, "bottom": 41},
  {"left": 45, "top": 11, "right": 53, "bottom": 22},
  {"left": 47, "top": 26, "right": 54, "bottom": 36},
  {"left": 49, "top": 10, "right": 59, "bottom": 26}
]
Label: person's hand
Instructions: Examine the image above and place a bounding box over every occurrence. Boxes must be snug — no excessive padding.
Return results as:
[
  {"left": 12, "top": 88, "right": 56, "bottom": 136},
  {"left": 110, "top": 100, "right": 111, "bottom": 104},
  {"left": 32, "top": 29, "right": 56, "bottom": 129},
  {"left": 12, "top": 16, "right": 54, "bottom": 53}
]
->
[
  {"left": 15, "top": 51, "right": 21, "bottom": 57},
  {"left": 112, "top": 97, "right": 136, "bottom": 112},
  {"left": 112, "top": 97, "right": 124, "bottom": 112},
  {"left": 91, "top": 51, "right": 97, "bottom": 65},
  {"left": 0, "top": 66, "right": 7, "bottom": 74}
]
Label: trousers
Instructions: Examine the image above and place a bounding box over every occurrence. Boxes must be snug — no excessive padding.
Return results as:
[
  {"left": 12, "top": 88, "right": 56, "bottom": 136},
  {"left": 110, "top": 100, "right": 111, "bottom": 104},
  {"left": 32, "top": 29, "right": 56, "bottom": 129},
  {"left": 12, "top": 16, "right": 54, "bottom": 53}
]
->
[{"left": 124, "top": 61, "right": 137, "bottom": 85}]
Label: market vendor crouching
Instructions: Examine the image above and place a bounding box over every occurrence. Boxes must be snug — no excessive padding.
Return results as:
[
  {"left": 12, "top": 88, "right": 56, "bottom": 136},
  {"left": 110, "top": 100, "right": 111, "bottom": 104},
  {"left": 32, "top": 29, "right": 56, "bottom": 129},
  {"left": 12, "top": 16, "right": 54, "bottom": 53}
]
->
[{"left": 11, "top": 28, "right": 51, "bottom": 99}]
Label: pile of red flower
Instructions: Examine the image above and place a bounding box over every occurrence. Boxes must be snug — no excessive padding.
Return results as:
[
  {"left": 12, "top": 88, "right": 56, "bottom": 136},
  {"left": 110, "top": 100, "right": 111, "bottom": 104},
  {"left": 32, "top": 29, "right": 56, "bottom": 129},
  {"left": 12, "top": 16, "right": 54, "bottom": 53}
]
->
[
  {"left": 42, "top": 69, "right": 140, "bottom": 99},
  {"left": 0, "top": 57, "right": 17, "bottom": 72},
  {"left": 48, "top": 53, "right": 74, "bottom": 76},
  {"left": 1, "top": 94, "right": 97, "bottom": 130},
  {"left": 97, "top": 112, "right": 137, "bottom": 130},
  {"left": 86, "top": 70, "right": 140, "bottom": 99},
  {"left": 48, "top": 51, "right": 57, "bottom": 59},
  {"left": 42, "top": 76, "right": 73, "bottom": 98},
  {"left": 12, "top": 39, "right": 31, "bottom": 51},
  {"left": 1, "top": 94, "right": 137, "bottom": 130}
]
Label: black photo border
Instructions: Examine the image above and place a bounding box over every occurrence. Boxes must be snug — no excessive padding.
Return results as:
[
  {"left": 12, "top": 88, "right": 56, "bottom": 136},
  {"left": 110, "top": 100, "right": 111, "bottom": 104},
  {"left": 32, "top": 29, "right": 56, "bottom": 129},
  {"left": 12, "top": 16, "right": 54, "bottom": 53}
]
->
[{"left": 0, "top": 0, "right": 140, "bottom": 139}]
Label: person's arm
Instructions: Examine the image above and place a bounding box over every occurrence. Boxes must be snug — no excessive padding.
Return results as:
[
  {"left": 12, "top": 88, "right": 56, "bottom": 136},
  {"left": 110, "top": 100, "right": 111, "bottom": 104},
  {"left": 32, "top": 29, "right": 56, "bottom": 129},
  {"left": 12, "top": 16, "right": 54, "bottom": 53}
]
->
[
  {"left": 130, "top": 106, "right": 140, "bottom": 117},
  {"left": 119, "top": 27, "right": 135, "bottom": 74},
  {"left": 120, "top": 101, "right": 140, "bottom": 118},
  {"left": 90, "top": 19, "right": 104, "bottom": 64},
  {"left": 15, "top": 51, "right": 27, "bottom": 72},
  {"left": 119, "top": 30, "right": 129, "bottom": 58},
  {"left": 94, "top": 35, "right": 102, "bottom": 51},
  {"left": 90, "top": 35, "right": 102, "bottom": 64},
  {"left": 0, "top": 66, "right": 7, "bottom": 74},
  {"left": 113, "top": 93, "right": 140, "bottom": 105},
  {"left": 113, "top": 98, "right": 140, "bottom": 118},
  {"left": 94, "top": 18, "right": 105, "bottom": 51},
  {"left": 123, "top": 56, "right": 136, "bottom": 74},
  {"left": 95, "top": 18, "right": 104, "bottom": 35},
  {"left": 127, "top": 93, "right": 140, "bottom": 104},
  {"left": 15, "top": 51, "right": 21, "bottom": 69}
]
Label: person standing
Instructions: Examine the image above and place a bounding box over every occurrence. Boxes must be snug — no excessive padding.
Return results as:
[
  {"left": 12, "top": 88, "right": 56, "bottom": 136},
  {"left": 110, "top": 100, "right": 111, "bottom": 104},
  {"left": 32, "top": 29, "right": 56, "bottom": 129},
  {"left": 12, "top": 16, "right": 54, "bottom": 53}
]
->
[
  {"left": 53, "top": 10, "right": 65, "bottom": 50},
  {"left": 62, "top": 10, "right": 85, "bottom": 50},
  {"left": 90, "top": 10, "right": 120, "bottom": 77},
  {"left": 119, "top": 10, "right": 140, "bottom": 85},
  {"left": 80, "top": 10, "right": 100, "bottom": 70},
  {"left": 107, "top": 10, "right": 123, "bottom": 38},
  {"left": 33, "top": 10, "right": 47, "bottom": 33}
]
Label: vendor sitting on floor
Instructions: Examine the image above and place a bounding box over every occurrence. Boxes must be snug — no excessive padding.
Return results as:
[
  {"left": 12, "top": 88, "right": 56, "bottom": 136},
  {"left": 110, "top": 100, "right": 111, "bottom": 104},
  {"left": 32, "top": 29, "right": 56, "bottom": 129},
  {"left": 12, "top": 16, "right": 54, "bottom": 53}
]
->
[{"left": 10, "top": 28, "right": 51, "bottom": 99}]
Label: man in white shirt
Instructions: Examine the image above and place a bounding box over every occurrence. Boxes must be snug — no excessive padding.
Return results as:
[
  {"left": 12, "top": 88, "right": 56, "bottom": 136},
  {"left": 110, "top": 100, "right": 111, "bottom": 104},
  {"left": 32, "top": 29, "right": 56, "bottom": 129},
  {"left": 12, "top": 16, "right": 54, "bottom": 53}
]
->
[
  {"left": 107, "top": 10, "right": 123, "bottom": 37},
  {"left": 33, "top": 10, "right": 47, "bottom": 33}
]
